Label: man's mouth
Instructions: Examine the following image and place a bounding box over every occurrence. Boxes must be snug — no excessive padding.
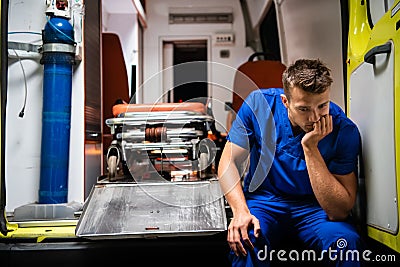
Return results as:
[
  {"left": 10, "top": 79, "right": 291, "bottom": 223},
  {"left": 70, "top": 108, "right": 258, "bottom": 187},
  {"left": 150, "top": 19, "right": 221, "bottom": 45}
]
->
[{"left": 305, "top": 124, "right": 314, "bottom": 131}]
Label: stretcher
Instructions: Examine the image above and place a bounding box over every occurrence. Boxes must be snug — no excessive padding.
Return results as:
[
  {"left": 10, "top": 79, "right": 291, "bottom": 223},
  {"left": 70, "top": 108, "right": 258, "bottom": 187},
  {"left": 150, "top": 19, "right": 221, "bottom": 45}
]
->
[
  {"left": 104, "top": 102, "right": 217, "bottom": 182},
  {"left": 75, "top": 101, "right": 227, "bottom": 239}
]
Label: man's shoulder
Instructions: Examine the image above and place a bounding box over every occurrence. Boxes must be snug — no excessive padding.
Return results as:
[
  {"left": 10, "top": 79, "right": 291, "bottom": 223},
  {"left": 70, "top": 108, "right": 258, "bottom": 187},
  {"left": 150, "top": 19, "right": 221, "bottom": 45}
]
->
[
  {"left": 244, "top": 88, "right": 283, "bottom": 112},
  {"left": 256, "top": 88, "right": 283, "bottom": 96},
  {"left": 330, "top": 102, "right": 359, "bottom": 131},
  {"left": 247, "top": 88, "right": 283, "bottom": 102}
]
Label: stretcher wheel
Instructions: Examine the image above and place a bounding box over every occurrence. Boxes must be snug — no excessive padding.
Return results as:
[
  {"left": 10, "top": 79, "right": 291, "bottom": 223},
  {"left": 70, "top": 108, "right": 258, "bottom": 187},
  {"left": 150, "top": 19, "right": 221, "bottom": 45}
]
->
[
  {"left": 108, "top": 155, "right": 119, "bottom": 180},
  {"left": 199, "top": 152, "right": 209, "bottom": 171}
]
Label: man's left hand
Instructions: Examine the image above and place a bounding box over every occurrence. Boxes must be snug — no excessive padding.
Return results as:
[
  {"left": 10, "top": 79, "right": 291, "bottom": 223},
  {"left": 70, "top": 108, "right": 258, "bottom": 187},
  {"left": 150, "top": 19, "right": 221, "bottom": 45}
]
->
[{"left": 301, "top": 115, "right": 333, "bottom": 148}]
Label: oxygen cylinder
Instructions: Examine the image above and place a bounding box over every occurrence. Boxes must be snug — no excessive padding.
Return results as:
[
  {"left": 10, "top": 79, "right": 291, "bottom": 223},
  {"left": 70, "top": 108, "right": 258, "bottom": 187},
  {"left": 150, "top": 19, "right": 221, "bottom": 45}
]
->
[{"left": 38, "top": 16, "right": 75, "bottom": 204}]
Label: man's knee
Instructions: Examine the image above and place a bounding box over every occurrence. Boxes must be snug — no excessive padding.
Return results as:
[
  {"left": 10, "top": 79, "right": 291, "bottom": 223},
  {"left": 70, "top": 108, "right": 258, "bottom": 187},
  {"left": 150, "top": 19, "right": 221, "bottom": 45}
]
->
[
  {"left": 229, "top": 230, "right": 272, "bottom": 267},
  {"left": 328, "top": 225, "right": 362, "bottom": 251}
]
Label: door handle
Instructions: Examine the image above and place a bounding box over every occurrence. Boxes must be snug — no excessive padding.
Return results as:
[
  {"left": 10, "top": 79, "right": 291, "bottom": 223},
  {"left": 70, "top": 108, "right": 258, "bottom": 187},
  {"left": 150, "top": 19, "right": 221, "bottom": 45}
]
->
[{"left": 364, "top": 42, "right": 392, "bottom": 64}]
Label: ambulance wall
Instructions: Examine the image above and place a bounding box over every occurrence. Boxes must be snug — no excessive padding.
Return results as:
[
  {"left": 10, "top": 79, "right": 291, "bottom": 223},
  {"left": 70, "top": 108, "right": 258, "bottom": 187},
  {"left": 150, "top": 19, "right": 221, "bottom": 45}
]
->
[
  {"left": 5, "top": 0, "right": 85, "bottom": 212},
  {"left": 141, "top": 0, "right": 254, "bottom": 132}
]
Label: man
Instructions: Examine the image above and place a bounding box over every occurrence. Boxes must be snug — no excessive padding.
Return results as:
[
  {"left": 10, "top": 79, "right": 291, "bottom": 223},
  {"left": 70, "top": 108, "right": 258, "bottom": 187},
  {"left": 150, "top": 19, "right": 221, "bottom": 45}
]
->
[{"left": 218, "top": 59, "right": 363, "bottom": 266}]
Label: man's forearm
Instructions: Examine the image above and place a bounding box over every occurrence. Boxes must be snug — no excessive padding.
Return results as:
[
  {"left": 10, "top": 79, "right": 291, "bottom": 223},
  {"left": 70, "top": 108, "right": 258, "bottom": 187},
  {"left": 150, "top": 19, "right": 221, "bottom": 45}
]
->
[
  {"left": 303, "top": 146, "right": 355, "bottom": 221},
  {"left": 218, "top": 162, "right": 246, "bottom": 211},
  {"left": 217, "top": 145, "right": 249, "bottom": 215}
]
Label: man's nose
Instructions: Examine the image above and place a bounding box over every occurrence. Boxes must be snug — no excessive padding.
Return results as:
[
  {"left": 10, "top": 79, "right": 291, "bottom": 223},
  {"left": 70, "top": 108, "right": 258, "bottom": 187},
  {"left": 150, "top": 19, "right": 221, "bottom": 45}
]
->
[{"left": 309, "top": 110, "right": 319, "bottom": 122}]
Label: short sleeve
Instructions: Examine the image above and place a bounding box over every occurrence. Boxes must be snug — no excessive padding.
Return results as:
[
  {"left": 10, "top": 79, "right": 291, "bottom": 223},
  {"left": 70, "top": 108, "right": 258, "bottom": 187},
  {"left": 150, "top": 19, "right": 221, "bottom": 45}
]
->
[
  {"left": 328, "top": 124, "right": 361, "bottom": 175},
  {"left": 227, "top": 92, "right": 257, "bottom": 150}
]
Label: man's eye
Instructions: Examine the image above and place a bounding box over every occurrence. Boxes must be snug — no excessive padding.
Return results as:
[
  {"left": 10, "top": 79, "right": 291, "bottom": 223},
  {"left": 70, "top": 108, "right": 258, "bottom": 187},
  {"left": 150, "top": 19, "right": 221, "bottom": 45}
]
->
[
  {"left": 298, "top": 108, "right": 308, "bottom": 112},
  {"left": 318, "top": 103, "right": 328, "bottom": 109}
]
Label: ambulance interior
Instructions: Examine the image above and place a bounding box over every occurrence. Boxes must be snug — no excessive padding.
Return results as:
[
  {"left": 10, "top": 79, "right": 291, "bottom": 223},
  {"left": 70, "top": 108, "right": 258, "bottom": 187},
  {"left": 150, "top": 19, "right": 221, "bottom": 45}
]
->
[{"left": 0, "top": 0, "right": 400, "bottom": 266}]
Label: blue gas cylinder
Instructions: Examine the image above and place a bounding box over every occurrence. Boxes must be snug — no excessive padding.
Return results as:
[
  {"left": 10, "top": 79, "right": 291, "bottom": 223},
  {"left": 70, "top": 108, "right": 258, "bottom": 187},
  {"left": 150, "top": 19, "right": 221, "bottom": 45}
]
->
[{"left": 39, "top": 16, "right": 75, "bottom": 204}]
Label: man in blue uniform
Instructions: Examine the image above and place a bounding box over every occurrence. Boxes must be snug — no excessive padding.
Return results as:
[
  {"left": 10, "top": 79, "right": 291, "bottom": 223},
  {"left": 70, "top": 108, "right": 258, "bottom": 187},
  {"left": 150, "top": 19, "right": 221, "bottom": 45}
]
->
[{"left": 218, "top": 59, "right": 363, "bottom": 266}]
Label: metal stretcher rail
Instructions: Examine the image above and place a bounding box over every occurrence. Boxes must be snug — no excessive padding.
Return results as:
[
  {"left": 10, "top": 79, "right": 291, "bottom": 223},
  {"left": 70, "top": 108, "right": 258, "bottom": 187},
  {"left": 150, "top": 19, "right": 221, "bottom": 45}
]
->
[
  {"left": 106, "top": 113, "right": 214, "bottom": 125},
  {"left": 116, "top": 110, "right": 205, "bottom": 118},
  {"left": 117, "top": 132, "right": 201, "bottom": 140},
  {"left": 123, "top": 141, "right": 196, "bottom": 150}
]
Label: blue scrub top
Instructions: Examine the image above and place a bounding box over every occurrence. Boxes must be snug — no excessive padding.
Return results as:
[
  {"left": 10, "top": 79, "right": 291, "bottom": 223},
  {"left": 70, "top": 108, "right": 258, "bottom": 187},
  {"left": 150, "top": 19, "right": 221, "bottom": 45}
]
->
[{"left": 227, "top": 88, "right": 361, "bottom": 200}]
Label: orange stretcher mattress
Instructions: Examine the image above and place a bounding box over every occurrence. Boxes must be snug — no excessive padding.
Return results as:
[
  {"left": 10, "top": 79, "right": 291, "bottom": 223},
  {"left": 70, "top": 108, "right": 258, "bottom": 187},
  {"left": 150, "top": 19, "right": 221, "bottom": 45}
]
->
[{"left": 112, "top": 102, "right": 207, "bottom": 117}]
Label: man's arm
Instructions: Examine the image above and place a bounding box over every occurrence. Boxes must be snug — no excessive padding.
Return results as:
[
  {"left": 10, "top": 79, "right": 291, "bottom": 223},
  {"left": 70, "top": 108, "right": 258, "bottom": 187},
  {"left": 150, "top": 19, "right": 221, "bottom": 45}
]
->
[
  {"left": 303, "top": 146, "right": 357, "bottom": 221},
  {"left": 218, "top": 141, "right": 260, "bottom": 256},
  {"left": 302, "top": 115, "right": 357, "bottom": 221}
]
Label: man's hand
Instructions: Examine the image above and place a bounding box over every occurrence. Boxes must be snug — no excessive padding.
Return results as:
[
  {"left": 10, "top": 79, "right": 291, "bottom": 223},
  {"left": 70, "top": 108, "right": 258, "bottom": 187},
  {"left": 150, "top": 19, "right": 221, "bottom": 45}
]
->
[
  {"left": 218, "top": 141, "right": 260, "bottom": 256},
  {"left": 301, "top": 115, "right": 333, "bottom": 148},
  {"left": 227, "top": 212, "right": 261, "bottom": 256}
]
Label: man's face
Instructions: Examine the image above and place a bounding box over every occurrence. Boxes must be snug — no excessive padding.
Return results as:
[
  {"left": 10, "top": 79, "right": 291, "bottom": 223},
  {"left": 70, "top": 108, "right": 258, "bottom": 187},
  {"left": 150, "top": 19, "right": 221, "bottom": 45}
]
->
[{"left": 281, "top": 86, "right": 330, "bottom": 133}]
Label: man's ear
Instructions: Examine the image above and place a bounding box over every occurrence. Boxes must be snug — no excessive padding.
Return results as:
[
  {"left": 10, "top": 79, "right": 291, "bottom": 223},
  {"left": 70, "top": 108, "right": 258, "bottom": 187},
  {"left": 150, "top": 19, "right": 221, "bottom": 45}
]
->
[{"left": 280, "top": 94, "right": 289, "bottom": 108}]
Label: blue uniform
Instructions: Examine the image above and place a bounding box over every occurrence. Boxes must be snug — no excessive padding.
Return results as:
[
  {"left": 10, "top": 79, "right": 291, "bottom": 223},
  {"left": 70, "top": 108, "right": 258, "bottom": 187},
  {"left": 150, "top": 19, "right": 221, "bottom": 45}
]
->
[{"left": 227, "top": 88, "right": 364, "bottom": 266}]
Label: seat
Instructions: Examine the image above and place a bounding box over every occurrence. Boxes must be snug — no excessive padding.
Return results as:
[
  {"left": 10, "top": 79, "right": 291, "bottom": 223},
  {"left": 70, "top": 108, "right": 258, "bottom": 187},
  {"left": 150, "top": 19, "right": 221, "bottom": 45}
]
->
[{"left": 226, "top": 52, "right": 286, "bottom": 131}]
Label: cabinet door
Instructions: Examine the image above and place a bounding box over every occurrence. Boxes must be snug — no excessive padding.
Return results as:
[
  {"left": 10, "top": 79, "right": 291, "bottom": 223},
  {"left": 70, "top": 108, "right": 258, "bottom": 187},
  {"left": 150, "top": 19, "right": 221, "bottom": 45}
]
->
[
  {"left": 348, "top": 0, "right": 400, "bottom": 252},
  {"left": 350, "top": 41, "right": 397, "bottom": 234}
]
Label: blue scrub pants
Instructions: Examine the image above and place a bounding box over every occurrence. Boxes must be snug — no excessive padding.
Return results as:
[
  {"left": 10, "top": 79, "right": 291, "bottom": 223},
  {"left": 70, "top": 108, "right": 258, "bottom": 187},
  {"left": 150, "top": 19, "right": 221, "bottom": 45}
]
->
[{"left": 229, "top": 197, "right": 365, "bottom": 267}]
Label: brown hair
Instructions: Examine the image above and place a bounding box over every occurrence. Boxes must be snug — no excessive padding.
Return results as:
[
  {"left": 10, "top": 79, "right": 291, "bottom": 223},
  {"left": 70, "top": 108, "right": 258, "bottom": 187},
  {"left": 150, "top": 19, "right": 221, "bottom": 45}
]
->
[{"left": 282, "top": 59, "right": 333, "bottom": 100}]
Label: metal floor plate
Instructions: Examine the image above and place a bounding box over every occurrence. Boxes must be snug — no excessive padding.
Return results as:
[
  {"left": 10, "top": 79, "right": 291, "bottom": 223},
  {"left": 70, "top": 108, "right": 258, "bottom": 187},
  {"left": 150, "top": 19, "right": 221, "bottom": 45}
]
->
[{"left": 75, "top": 179, "right": 227, "bottom": 239}]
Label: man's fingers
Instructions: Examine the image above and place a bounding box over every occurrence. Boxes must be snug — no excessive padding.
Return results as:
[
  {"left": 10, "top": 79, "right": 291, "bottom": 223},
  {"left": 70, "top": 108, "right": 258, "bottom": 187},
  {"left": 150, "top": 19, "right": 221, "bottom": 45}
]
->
[
  {"left": 253, "top": 217, "right": 261, "bottom": 238},
  {"left": 321, "top": 115, "right": 327, "bottom": 133},
  {"left": 240, "top": 228, "right": 253, "bottom": 253},
  {"left": 314, "top": 115, "right": 333, "bottom": 135},
  {"left": 227, "top": 226, "right": 248, "bottom": 256},
  {"left": 321, "top": 115, "right": 333, "bottom": 134},
  {"left": 227, "top": 216, "right": 261, "bottom": 256},
  {"left": 328, "top": 115, "right": 333, "bottom": 131}
]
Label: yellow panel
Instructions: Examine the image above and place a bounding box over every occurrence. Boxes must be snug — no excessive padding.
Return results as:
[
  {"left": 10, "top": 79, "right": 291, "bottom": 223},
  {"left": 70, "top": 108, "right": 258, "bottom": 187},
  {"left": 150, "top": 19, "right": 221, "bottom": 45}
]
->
[
  {"left": 347, "top": 0, "right": 400, "bottom": 253},
  {"left": 347, "top": 0, "right": 372, "bottom": 63},
  {"left": 0, "top": 220, "right": 78, "bottom": 243}
]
